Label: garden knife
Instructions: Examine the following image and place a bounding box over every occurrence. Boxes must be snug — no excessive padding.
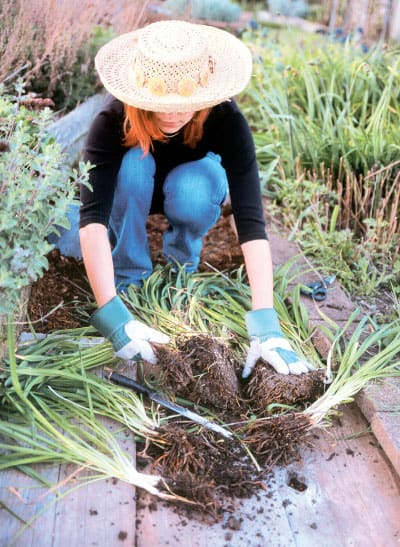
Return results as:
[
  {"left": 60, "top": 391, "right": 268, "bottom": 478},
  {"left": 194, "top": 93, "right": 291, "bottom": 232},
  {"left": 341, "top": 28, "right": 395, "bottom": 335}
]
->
[{"left": 104, "top": 369, "right": 233, "bottom": 439}]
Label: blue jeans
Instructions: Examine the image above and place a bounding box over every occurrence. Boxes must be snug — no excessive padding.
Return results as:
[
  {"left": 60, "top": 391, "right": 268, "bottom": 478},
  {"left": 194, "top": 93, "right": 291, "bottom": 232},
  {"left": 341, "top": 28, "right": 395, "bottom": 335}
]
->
[{"left": 109, "top": 147, "right": 228, "bottom": 289}]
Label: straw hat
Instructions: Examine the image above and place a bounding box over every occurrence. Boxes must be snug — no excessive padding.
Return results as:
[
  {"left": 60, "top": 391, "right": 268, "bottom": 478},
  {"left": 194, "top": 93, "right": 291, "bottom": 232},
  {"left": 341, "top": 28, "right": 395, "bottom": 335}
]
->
[{"left": 95, "top": 19, "right": 253, "bottom": 113}]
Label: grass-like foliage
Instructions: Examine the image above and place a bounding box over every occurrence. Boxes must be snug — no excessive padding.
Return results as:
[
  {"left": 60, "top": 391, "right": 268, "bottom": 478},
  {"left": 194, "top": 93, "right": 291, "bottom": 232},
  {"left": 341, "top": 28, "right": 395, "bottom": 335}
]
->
[
  {"left": 122, "top": 265, "right": 400, "bottom": 426},
  {"left": 241, "top": 28, "right": 400, "bottom": 298},
  {"left": 244, "top": 30, "right": 400, "bottom": 176},
  {"left": 1, "top": 323, "right": 173, "bottom": 502}
]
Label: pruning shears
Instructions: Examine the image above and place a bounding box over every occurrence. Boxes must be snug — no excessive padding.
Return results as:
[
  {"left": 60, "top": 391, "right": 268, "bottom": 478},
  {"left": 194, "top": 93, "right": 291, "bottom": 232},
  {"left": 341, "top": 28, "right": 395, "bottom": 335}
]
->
[{"left": 300, "top": 275, "right": 336, "bottom": 302}]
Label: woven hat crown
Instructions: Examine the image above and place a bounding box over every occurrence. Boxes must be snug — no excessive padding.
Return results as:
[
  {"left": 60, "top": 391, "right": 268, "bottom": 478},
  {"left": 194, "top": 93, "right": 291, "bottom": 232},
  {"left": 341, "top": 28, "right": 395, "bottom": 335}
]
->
[
  {"left": 132, "top": 21, "right": 212, "bottom": 96},
  {"left": 95, "top": 20, "right": 253, "bottom": 112}
]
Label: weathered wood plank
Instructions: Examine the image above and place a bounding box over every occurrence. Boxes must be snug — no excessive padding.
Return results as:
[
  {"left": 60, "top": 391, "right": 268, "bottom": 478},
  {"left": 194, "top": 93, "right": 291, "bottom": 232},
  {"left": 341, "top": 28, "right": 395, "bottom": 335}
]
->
[
  {"left": 282, "top": 404, "right": 400, "bottom": 547},
  {"left": 135, "top": 404, "right": 400, "bottom": 547},
  {"left": 135, "top": 485, "right": 296, "bottom": 547},
  {"left": 0, "top": 463, "right": 61, "bottom": 547},
  {"left": 1, "top": 453, "right": 137, "bottom": 547},
  {"left": 51, "top": 458, "right": 136, "bottom": 547},
  {"left": 1, "top": 363, "right": 138, "bottom": 546}
]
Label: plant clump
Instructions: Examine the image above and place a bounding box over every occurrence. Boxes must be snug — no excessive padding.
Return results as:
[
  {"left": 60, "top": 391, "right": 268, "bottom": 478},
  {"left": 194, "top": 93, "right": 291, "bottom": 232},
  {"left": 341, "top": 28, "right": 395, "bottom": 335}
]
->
[
  {"left": 245, "top": 363, "right": 326, "bottom": 414},
  {"left": 139, "top": 425, "right": 269, "bottom": 522},
  {"left": 0, "top": 0, "right": 152, "bottom": 111},
  {"left": 156, "top": 334, "right": 242, "bottom": 412},
  {"left": 239, "top": 412, "right": 312, "bottom": 468},
  {"left": 137, "top": 334, "right": 324, "bottom": 519},
  {"left": 0, "top": 88, "right": 90, "bottom": 318}
]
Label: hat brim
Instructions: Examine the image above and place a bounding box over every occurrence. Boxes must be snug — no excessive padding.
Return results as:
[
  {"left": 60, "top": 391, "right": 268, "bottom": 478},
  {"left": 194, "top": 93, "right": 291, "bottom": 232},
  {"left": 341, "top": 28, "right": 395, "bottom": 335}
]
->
[{"left": 95, "top": 23, "right": 253, "bottom": 113}]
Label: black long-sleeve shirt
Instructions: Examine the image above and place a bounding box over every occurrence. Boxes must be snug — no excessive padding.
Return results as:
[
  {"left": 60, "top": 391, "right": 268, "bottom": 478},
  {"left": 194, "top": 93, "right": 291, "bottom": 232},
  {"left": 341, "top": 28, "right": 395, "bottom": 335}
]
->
[{"left": 80, "top": 95, "right": 267, "bottom": 245}]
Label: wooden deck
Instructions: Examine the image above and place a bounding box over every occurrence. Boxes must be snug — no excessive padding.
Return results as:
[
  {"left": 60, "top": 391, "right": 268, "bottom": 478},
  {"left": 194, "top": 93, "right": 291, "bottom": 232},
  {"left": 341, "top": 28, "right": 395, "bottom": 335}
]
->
[{"left": 1, "top": 403, "right": 400, "bottom": 547}]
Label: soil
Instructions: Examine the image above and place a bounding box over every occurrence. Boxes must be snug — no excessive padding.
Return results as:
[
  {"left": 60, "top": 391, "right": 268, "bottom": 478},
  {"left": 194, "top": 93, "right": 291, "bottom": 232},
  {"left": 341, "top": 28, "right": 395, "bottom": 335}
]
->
[{"left": 27, "top": 211, "right": 243, "bottom": 332}]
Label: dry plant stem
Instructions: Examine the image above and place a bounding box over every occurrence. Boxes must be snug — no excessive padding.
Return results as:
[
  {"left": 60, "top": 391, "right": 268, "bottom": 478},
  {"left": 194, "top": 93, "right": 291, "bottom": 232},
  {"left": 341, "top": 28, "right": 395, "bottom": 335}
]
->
[
  {"left": 292, "top": 158, "right": 400, "bottom": 260},
  {"left": 0, "top": 0, "right": 151, "bottom": 86}
]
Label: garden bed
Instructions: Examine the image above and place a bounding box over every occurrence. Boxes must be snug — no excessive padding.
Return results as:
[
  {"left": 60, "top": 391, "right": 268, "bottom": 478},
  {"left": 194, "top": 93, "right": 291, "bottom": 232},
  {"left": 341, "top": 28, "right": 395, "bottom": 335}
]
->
[{"left": 27, "top": 211, "right": 243, "bottom": 331}]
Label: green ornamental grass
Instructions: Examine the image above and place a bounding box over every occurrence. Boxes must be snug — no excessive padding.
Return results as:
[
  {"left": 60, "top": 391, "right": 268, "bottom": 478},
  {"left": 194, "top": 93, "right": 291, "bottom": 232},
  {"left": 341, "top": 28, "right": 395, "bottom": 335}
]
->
[{"left": 240, "top": 29, "right": 400, "bottom": 298}]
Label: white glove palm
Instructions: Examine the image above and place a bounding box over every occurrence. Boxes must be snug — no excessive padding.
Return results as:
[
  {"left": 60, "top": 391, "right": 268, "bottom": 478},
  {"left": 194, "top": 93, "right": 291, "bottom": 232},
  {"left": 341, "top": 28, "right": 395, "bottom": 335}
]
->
[
  {"left": 115, "top": 319, "right": 170, "bottom": 364},
  {"left": 242, "top": 308, "right": 315, "bottom": 379},
  {"left": 243, "top": 336, "right": 314, "bottom": 378}
]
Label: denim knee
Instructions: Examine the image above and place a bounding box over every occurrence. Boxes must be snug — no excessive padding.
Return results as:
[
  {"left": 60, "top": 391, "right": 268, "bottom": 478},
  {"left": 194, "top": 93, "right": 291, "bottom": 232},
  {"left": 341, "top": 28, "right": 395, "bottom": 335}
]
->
[
  {"left": 116, "top": 147, "right": 155, "bottom": 197},
  {"left": 109, "top": 147, "right": 156, "bottom": 287},
  {"left": 163, "top": 154, "right": 228, "bottom": 229},
  {"left": 110, "top": 147, "right": 155, "bottom": 231}
]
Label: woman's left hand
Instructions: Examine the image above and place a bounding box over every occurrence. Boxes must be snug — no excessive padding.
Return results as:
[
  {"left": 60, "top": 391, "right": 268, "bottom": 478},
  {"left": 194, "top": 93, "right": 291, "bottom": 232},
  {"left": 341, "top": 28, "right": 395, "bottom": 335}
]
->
[{"left": 242, "top": 308, "right": 315, "bottom": 378}]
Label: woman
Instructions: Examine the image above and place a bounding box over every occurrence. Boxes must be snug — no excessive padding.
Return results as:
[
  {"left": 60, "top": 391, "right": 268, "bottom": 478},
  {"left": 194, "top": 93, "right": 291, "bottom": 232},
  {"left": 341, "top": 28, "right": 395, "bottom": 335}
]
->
[{"left": 80, "top": 19, "right": 314, "bottom": 377}]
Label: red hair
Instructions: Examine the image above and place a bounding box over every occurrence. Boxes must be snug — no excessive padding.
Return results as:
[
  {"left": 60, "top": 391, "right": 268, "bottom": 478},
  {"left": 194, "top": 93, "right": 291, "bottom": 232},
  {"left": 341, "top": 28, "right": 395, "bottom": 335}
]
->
[{"left": 123, "top": 105, "right": 210, "bottom": 155}]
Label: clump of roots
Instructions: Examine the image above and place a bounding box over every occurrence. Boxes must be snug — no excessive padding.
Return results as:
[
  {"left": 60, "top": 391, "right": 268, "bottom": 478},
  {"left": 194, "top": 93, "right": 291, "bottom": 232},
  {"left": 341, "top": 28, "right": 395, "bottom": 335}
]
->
[
  {"left": 245, "top": 363, "right": 326, "bottom": 415},
  {"left": 139, "top": 334, "right": 325, "bottom": 520},
  {"left": 155, "top": 334, "right": 242, "bottom": 411},
  {"left": 140, "top": 423, "right": 268, "bottom": 521},
  {"left": 237, "top": 412, "right": 312, "bottom": 468}
]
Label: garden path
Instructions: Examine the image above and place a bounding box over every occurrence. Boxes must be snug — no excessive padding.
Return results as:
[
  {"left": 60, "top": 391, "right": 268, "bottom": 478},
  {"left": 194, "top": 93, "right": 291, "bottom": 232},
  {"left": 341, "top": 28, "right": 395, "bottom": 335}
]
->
[{"left": 1, "top": 400, "right": 399, "bottom": 546}]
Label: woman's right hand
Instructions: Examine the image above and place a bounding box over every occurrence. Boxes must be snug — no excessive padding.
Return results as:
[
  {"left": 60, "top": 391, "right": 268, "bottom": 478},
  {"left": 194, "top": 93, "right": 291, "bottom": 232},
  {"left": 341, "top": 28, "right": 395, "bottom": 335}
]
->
[{"left": 91, "top": 295, "right": 170, "bottom": 364}]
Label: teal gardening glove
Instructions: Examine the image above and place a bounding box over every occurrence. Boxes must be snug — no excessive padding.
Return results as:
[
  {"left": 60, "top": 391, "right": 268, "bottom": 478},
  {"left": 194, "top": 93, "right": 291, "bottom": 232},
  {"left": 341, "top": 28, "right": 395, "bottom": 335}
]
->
[
  {"left": 242, "top": 308, "right": 314, "bottom": 378},
  {"left": 91, "top": 296, "right": 170, "bottom": 364}
]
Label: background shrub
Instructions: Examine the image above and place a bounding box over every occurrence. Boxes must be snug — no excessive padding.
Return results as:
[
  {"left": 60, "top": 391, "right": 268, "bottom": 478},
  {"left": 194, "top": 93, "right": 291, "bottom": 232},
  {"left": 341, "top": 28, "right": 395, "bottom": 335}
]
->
[
  {"left": 0, "top": 0, "right": 153, "bottom": 111},
  {"left": 164, "top": 0, "right": 242, "bottom": 22},
  {"left": 0, "top": 86, "right": 90, "bottom": 317},
  {"left": 267, "top": 0, "right": 309, "bottom": 18}
]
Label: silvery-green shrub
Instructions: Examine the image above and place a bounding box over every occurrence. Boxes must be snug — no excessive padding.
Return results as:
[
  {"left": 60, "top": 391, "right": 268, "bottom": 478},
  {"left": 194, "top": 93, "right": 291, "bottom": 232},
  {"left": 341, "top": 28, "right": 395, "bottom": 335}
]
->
[
  {"left": 0, "top": 87, "right": 90, "bottom": 316},
  {"left": 267, "top": 0, "right": 309, "bottom": 18},
  {"left": 164, "top": 0, "right": 241, "bottom": 22}
]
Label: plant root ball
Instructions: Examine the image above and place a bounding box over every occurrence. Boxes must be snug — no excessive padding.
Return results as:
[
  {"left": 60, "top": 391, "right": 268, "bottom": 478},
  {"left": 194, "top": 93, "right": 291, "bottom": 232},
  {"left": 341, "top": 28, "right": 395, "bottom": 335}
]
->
[
  {"left": 240, "top": 411, "right": 312, "bottom": 468},
  {"left": 145, "top": 424, "right": 266, "bottom": 520},
  {"left": 155, "top": 335, "right": 242, "bottom": 411},
  {"left": 245, "top": 363, "right": 325, "bottom": 415}
]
